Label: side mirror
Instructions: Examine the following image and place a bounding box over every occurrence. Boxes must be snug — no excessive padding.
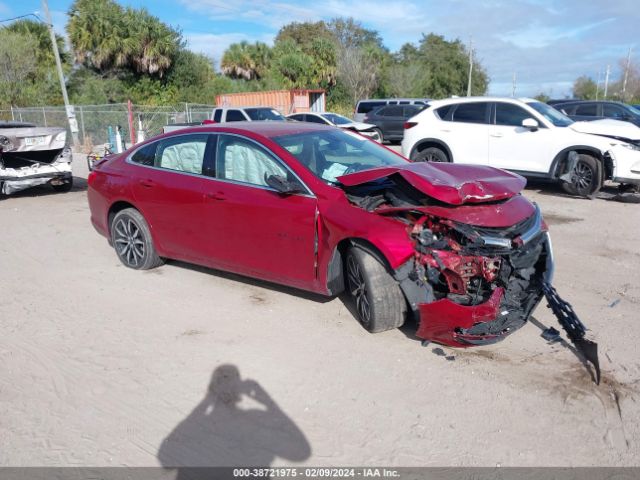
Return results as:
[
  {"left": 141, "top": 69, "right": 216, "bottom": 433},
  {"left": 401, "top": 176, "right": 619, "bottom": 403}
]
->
[
  {"left": 265, "top": 174, "right": 302, "bottom": 195},
  {"left": 522, "top": 118, "right": 539, "bottom": 131}
]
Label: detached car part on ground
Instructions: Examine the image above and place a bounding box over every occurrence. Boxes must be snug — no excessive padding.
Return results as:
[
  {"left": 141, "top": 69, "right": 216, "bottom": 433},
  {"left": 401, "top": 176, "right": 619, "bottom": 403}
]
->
[
  {"left": 87, "top": 123, "right": 599, "bottom": 382},
  {"left": 0, "top": 122, "right": 73, "bottom": 195},
  {"left": 401, "top": 97, "right": 640, "bottom": 198}
]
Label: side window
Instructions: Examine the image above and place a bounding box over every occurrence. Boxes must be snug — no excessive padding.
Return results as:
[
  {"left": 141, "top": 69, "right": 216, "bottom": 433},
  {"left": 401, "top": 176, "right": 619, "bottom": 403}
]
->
[
  {"left": 451, "top": 102, "right": 489, "bottom": 124},
  {"left": 155, "top": 134, "right": 209, "bottom": 174},
  {"left": 357, "top": 101, "right": 385, "bottom": 114},
  {"left": 575, "top": 104, "right": 597, "bottom": 116},
  {"left": 403, "top": 105, "right": 423, "bottom": 116},
  {"left": 130, "top": 143, "right": 156, "bottom": 166},
  {"left": 398, "top": 101, "right": 410, "bottom": 105},
  {"left": 435, "top": 105, "right": 454, "bottom": 120},
  {"left": 216, "top": 135, "right": 299, "bottom": 189},
  {"left": 226, "top": 110, "right": 246, "bottom": 122},
  {"left": 289, "top": 114, "right": 304, "bottom": 121},
  {"left": 213, "top": 109, "right": 223, "bottom": 122},
  {"left": 305, "top": 115, "right": 327, "bottom": 124},
  {"left": 495, "top": 103, "right": 532, "bottom": 126},
  {"left": 381, "top": 106, "right": 403, "bottom": 116},
  {"left": 603, "top": 104, "right": 625, "bottom": 119}
]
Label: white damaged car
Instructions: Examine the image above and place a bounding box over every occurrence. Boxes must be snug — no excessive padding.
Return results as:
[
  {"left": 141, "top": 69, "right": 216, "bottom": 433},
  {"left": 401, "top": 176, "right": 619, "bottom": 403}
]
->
[
  {"left": 401, "top": 97, "right": 640, "bottom": 197},
  {"left": 0, "top": 122, "right": 73, "bottom": 195}
]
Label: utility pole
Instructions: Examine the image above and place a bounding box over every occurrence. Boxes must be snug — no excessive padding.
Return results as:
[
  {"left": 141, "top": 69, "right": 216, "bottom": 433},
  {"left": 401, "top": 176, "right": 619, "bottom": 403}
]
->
[
  {"left": 512, "top": 72, "right": 517, "bottom": 97},
  {"left": 466, "top": 38, "right": 473, "bottom": 97},
  {"left": 595, "top": 69, "right": 601, "bottom": 100},
  {"left": 622, "top": 46, "right": 633, "bottom": 102},
  {"left": 603, "top": 64, "right": 610, "bottom": 99},
  {"left": 42, "top": 0, "right": 79, "bottom": 146}
]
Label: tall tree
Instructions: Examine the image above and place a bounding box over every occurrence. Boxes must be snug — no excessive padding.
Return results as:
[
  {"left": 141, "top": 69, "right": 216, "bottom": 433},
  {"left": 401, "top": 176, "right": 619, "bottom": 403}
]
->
[
  {"left": 0, "top": 30, "right": 37, "bottom": 106},
  {"left": 221, "top": 41, "right": 271, "bottom": 80},
  {"left": 67, "top": 0, "right": 181, "bottom": 77},
  {"left": 572, "top": 76, "right": 598, "bottom": 100}
]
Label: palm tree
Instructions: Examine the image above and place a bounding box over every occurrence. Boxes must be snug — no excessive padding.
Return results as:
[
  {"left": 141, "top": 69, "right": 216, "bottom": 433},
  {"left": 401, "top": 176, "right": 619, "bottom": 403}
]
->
[{"left": 221, "top": 41, "right": 271, "bottom": 80}]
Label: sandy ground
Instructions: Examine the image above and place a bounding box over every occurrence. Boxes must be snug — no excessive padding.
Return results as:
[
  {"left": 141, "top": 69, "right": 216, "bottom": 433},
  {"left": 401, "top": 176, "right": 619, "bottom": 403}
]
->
[{"left": 0, "top": 151, "right": 639, "bottom": 468}]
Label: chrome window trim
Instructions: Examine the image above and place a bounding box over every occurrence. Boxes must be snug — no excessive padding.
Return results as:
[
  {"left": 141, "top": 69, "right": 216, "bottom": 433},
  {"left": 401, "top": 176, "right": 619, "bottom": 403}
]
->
[{"left": 126, "top": 131, "right": 316, "bottom": 198}]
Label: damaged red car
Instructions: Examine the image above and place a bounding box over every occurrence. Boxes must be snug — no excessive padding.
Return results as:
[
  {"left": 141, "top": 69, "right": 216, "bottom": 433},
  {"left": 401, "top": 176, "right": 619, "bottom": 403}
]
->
[{"left": 88, "top": 122, "right": 556, "bottom": 348}]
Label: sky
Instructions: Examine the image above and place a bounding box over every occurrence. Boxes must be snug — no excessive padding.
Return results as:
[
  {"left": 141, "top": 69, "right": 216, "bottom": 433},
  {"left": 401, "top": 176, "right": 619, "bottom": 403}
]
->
[{"left": 2, "top": 0, "right": 636, "bottom": 98}]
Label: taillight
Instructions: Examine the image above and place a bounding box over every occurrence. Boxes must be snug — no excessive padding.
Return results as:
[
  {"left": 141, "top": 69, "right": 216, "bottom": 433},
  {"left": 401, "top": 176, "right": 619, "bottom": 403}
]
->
[
  {"left": 88, "top": 171, "right": 97, "bottom": 186},
  {"left": 404, "top": 121, "right": 417, "bottom": 129},
  {"left": 202, "top": 119, "right": 216, "bottom": 124}
]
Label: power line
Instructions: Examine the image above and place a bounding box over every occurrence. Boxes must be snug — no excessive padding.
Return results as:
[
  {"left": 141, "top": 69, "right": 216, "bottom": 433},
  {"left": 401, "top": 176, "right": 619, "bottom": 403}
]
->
[{"left": 0, "top": 12, "right": 49, "bottom": 25}]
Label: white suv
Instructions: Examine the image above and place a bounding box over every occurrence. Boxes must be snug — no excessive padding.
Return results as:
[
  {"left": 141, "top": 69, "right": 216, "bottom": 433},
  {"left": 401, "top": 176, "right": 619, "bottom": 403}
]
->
[{"left": 401, "top": 96, "right": 640, "bottom": 196}]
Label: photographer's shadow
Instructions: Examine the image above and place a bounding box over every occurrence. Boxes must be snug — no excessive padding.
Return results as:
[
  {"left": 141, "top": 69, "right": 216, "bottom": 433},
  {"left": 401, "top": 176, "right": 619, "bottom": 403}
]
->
[{"left": 158, "top": 365, "right": 311, "bottom": 473}]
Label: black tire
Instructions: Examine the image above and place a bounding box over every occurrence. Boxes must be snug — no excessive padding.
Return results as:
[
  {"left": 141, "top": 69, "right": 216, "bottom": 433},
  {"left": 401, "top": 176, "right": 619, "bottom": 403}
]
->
[
  {"left": 345, "top": 246, "right": 406, "bottom": 333},
  {"left": 561, "top": 154, "right": 602, "bottom": 197},
  {"left": 51, "top": 177, "right": 73, "bottom": 193},
  {"left": 411, "top": 146, "right": 449, "bottom": 163},
  {"left": 110, "top": 208, "right": 164, "bottom": 270}
]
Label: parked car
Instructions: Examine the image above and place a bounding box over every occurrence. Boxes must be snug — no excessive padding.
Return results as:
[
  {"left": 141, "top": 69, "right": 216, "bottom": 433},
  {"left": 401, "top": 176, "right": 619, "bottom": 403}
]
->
[
  {"left": 211, "top": 106, "right": 287, "bottom": 123},
  {"left": 87, "top": 121, "right": 564, "bottom": 349},
  {"left": 0, "top": 121, "right": 73, "bottom": 195},
  {"left": 553, "top": 100, "right": 640, "bottom": 127},
  {"left": 353, "top": 98, "right": 429, "bottom": 122},
  {"left": 363, "top": 104, "right": 427, "bottom": 143},
  {"left": 401, "top": 97, "right": 640, "bottom": 197},
  {"left": 287, "top": 112, "right": 382, "bottom": 141}
]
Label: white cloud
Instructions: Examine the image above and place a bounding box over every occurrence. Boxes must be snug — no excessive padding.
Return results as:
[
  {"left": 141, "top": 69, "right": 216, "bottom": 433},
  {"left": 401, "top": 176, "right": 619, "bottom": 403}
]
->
[{"left": 185, "top": 32, "right": 275, "bottom": 68}]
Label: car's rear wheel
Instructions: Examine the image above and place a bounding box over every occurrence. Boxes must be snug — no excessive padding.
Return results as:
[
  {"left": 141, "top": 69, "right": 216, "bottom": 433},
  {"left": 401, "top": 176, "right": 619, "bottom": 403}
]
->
[
  {"left": 110, "top": 208, "right": 164, "bottom": 270},
  {"left": 370, "top": 128, "right": 383, "bottom": 143},
  {"left": 561, "top": 154, "right": 602, "bottom": 197},
  {"left": 412, "top": 146, "right": 449, "bottom": 163},
  {"left": 345, "top": 247, "right": 406, "bottom": 333}
]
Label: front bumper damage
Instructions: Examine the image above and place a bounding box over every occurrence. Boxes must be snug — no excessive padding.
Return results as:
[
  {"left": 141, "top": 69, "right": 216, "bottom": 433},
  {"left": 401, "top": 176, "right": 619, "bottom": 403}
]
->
[{"left": 396, "top": 205, "right": 553, "bottom": 348}]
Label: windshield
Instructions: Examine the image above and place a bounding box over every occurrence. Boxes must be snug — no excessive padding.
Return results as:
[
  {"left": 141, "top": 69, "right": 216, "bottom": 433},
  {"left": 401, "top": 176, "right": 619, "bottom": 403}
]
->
[
  {"left": 245, "top": 108, "right": 286, "bottom": 121},
  {"left": 526, "top": 101, "right": 574, "bottom": 127},
  {"left": 321, "top": 113, "right": 353, "bottom": 125},
  {"left": 627, "top": 105, "right": 640, "bottom": 116},
  {"left": 273, "top": 129, "right": 407, "bottom": 183}
]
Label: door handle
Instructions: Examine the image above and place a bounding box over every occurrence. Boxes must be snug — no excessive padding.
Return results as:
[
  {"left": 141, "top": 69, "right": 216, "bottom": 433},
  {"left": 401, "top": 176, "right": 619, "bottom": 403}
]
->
[
  {"left": 139, "top": 179, "right": 155, "bottom": 187},
  {"left": 204, "top": 192, "right": 226, "bottom": 201},
  {"left": 490, "top": 132, "right": 503, "bottom": 138}
]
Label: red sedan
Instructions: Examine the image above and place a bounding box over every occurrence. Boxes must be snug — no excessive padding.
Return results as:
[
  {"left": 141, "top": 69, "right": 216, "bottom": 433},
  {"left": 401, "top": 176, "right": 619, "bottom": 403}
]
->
[{"left": 87, "top": 122, "right": 555, "bottom": 347}]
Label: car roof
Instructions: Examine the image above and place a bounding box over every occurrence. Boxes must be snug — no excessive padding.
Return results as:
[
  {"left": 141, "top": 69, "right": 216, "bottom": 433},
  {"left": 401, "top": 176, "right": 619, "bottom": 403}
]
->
[
  {"left": 169, "top": 121, "right": 332, "bottom": 138},
  {"left": 426, "top": 96, "right": 539, "bottom": 107},
  {"left": 214, "top": 106, "right": 280, "bottom": 110}
]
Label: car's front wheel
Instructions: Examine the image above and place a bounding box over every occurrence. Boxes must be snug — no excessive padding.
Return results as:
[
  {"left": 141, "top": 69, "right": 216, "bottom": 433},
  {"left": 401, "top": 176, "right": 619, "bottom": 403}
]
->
[
  {"left": 370, "top": 128, "right": 383, "bottom": 143},
  {"left": 110, "top": 208, "right": 164, "bottom": 270},
  {"left": 411, "top": 146, "right": 449, "bottom": 163},
  {"left": 345, "top": 247, "right": 406, "bottom": 333},
  {"left": 561, "top": 154, "right": 602, "bottom": 197}
]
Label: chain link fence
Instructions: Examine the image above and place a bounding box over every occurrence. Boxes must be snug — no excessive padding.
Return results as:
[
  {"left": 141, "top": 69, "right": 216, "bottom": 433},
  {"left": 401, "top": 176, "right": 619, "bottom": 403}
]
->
[{"left": 0, "top": 103, "right": 215, "bottom": 150}]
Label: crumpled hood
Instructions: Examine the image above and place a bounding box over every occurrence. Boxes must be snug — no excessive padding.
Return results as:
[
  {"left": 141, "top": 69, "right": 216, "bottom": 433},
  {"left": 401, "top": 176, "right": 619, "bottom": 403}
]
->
[
  {"left": 570, "top": 119, "right": 640, "bottom": 142},
  {"left": 340, "top": 121, "right": 377, "bottom": 131},
  {"left": 337, "top": 162, "right": 526, "bottom": 205}
]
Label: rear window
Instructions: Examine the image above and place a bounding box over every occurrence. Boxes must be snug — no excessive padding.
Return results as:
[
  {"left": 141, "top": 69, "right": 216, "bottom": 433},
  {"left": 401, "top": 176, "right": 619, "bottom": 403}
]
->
[
  {"left": 226, "top": 110, "right": 246, "bottom": 122},
  {"left": 357, "top": 101, "right": 386, "bottom": 114},
  {"left": 451, "top": 103, "right": 489, "bottom": 124},
  {"left": 213, "top": 109, "right": 222, "bottom": 122},
  {"left": 130, "top": 143, "right": 156, "bottom": 166},
  {"left": 575, "top": 104, "right": 597, "bottom": 116},
  {"left": 435, "top": 105, "right": 454, "bottom": 120},
  {"left": 378, "top": 106, "right": 403, "bottom": 116},
  {"left": 244, "top": 108, "right": 285, "bottom": 121}
]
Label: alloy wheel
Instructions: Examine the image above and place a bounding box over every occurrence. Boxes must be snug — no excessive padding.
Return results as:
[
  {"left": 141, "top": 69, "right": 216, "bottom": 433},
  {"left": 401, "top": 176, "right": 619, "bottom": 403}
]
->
[
  {"left": 573, "top": 162, "right": 594, "bottom": 191},
  {"left": 347, "top": 255, "right": 371, "bottom": 326},
  {"left": 113, "top": 217, "right": 146, "bottom": 267}
]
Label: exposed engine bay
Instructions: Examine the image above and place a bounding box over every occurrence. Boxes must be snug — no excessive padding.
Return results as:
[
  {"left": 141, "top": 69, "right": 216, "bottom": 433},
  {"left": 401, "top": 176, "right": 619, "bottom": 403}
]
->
[
  {"left": 0, "top": 122, "right": 73, "bottom": 195},
  {"left": 339, "top": 164, "right": 600, "bottom": 383}
]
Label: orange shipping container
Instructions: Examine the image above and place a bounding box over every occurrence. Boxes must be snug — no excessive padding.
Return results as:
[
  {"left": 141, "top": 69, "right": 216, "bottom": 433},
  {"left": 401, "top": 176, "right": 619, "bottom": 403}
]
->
[{"left": 215, "top": 89, "right": 325, "bottom": 115}]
